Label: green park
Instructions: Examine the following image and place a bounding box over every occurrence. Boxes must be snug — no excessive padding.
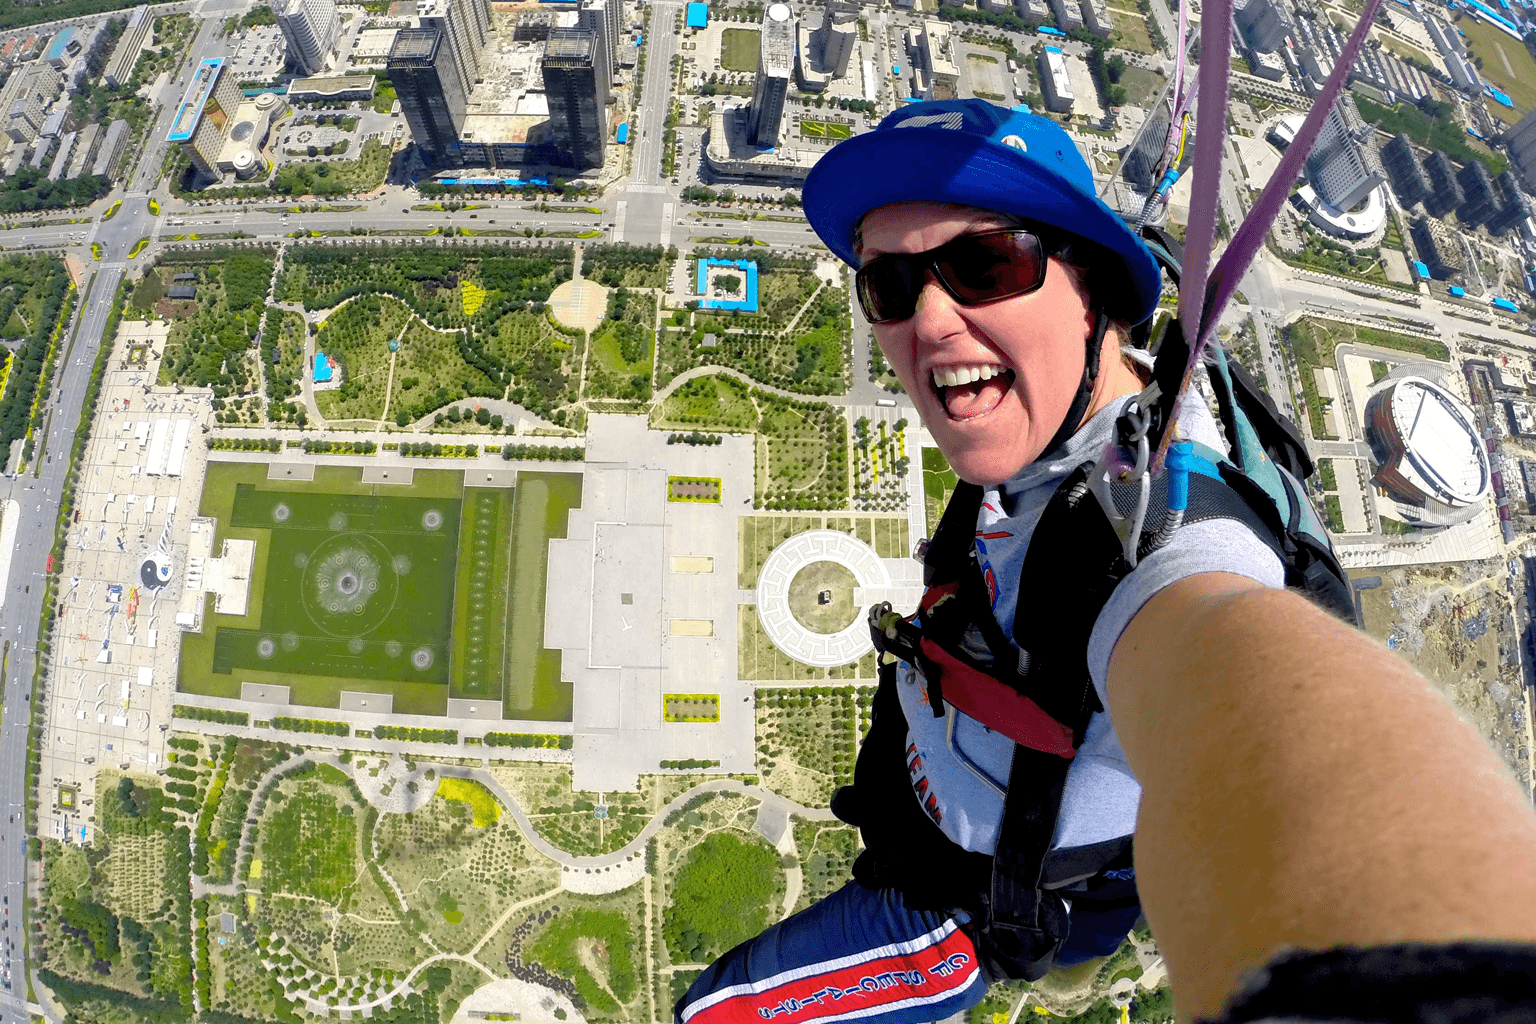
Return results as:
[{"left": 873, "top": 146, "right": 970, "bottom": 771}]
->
[{"left": 178, "top": 463, "right": 582, "bottom": 720}]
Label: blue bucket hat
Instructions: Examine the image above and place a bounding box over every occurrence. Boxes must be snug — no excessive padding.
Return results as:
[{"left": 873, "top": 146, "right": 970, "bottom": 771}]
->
[{"left": 803, "top": 99, "right": 1162, "bottom": 326}]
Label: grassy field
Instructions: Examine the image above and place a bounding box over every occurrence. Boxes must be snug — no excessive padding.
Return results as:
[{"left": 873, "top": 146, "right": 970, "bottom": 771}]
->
[
  {"left": 452, "top": 488, "right": 516, "bottom": 701},
  {"left": 922, "top": 446, "right": 959, "bottom": 536},
  {"left": 504, "top": 472, "right": 584, "bottom": 721},
  {"left": 799, "top": 118, "right": 853, "bottom": 140},
  {"left": 720, "top": 28, "right": 761, "bottom": 72},
  {"left": 1455, "top": 14, "right": 1536, "bottom": 117},
  {"left": 1108, "top": 8, "right": 1158, "bottom": 53},
  {"left": 1119, "top": 64, "right": 1166, "bottom": 109},
  {"left": 179, "top": 463, "right": 580, "bottom": 720},
  {"left": 787, "top": 561, "right": 858, "bottom": 634},
  {"left": 210, "top": 480, "right": 462, "bottom": 689}
]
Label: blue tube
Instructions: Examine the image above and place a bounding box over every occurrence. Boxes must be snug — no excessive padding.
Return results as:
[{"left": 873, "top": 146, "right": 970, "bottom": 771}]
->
[{"left": 1166, "top": 440, "right": 1194, "bottom": 512}]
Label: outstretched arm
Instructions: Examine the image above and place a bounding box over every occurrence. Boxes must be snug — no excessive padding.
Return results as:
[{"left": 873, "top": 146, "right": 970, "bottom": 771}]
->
[{"left": 1107, "top": 575, "right": 1536, "bottom": 1022}]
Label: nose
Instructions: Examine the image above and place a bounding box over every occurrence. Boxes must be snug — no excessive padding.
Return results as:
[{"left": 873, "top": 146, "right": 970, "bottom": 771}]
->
[{"left": 909, "top": 268, "right": 966, "bottom": 338}]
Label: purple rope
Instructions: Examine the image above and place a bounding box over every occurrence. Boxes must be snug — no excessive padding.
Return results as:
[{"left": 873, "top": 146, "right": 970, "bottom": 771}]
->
[
  {"left": 1202, "top": 0, "right": 1389, "bottom": 335},
  {"left": 1153, "top": 0, "right": 1388, "bottom": 473},
  {"left": 1174, "top": 0, "right": 1230, "bottom": 353}
]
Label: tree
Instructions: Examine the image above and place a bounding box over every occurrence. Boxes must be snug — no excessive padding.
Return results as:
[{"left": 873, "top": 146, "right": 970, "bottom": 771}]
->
[
  {"left": 1106, "top": 54, "right": 1125, "bottom": 82},
  {"left": 716, "top": 273, "right": 742, "bottom": 294},
  {"left": 475, "top": 406, "right": 491, "bottom": 425}
]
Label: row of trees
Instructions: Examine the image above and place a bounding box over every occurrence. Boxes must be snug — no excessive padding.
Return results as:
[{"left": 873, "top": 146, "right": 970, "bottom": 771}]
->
[
  {"left": 500, "top": 444, "right": 585, "bottom": 461},
  {"left": 0, "top": 257, "right": 72, "bottom": 457}
]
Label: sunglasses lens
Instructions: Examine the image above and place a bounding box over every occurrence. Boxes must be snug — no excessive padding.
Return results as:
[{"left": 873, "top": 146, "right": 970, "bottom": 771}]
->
[
  {"left": 857, "top": 259, "right": 920, "bottom": 324},
  {"left": 939, "top": 232, "right": 1045, "bottom": 304}
]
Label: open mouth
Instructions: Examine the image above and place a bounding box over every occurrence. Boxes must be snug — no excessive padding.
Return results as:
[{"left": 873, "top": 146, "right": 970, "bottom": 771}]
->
[{"left": 932, "top": 363, "right": 1015, "bottom": 421}]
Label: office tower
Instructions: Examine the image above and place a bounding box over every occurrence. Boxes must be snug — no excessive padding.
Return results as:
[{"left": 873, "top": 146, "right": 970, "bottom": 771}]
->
[
  {"left": 748, "top": 3, "right": 793, "bottom": 148},
  {"left": 0, "top": 62, "right": 61, "bottom": 144},
  {"left": 818, "top": 0, "right": 858, "bottom": 77},
  {"left": 390, "top": 27, "right": 467, "bottom": 161},
  {"left": 579, "top": 0, "right": 612, "bottom": 87},
  {"left": 1304, "top": 96, "right": 1383, "bottom": 209},
  {"left": 418, "top": 0, "right": 492, "bottom": 101},
  {"left": 543, "top": 28, "right": 606, "bottom": 170},
  {"left": 168, "top": 56, "right": 242, "bottom": 179},
  {"left": 103, "top": 5, "right": 151, "bottom": 88},
  {"left": 1234, "top": 0, "right": 1291, "bottom": 52},
  {"left": 276, "top": 0, "right": 339, "bottom": 76},
  {"left": 1037, "top": 45, "right": 1074, "bottom": 113}
]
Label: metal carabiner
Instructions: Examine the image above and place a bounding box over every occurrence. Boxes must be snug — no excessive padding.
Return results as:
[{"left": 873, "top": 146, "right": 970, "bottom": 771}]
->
[{"left": 1089, "top": 399, "right": 1154, "bottom": 570}]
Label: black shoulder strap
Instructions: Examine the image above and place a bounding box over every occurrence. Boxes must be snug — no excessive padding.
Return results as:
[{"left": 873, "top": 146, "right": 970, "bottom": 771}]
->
[{"left": 924, "top": 480, "right": 983, "bottom": 587}]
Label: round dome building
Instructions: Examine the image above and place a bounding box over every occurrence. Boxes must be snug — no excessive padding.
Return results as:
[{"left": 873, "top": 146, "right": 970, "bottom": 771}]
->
[{"left": 1366, "top": 374, "right": 1490, "bottom": 527}]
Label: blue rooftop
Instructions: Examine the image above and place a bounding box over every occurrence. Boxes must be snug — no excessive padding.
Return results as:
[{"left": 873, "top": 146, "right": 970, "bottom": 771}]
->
[
  {"left": 168, "top": 58, "right": 225, "bottom": 143},
  {"left": 617, "top": 123, "right": 629, "bottom": 143},
  {"left": 43, "top": 27, "right": 72, "bottom": 62},
  {"left": 1412, "top": 260, "right": 1430, "bottom": 278},
  {"left": 313, "top": 353, "right": 333, "bottom": 383},
  {"left": 1450, "top": 285, "right": 1467, "bottom": 297},
  {"left": 686, "top": 2, "right": 708, "bottom": 27}
]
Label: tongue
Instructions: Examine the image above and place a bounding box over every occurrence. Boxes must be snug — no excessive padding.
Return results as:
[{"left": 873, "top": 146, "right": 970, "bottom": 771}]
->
[{"left": 943, "top": 375, "right": 1011, "bottom": 420}]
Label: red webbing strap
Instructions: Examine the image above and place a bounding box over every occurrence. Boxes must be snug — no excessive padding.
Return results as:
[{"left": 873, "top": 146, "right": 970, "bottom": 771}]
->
[{"left": 918, "top": 639, "right": 1077, "bottom": 759}]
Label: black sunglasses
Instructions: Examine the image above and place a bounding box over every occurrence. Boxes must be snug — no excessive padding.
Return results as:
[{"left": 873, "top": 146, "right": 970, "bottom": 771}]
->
[{"left": 855, "top": 228, "right": 1053, "bottom": 325}]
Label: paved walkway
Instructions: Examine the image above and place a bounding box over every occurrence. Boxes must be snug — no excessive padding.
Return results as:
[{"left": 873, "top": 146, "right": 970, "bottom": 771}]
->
[{"left": 755, "top": 529, "right": 897, "bottom": 667}]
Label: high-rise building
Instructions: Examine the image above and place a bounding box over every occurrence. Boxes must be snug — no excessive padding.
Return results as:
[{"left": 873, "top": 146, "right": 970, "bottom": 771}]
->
[
  {"left": 1048, "top": 0, "right": 1083, "bottom": 32},
  {"left": 1493, "top": 170, "right": 1534, "bottom": 235},
  {"left": 1410, "top": 215, "right": 1465, "bottom": 279},
  {"left": 1423, "top": 149, "right": 1465, "bottom": 217},
  {"left": 542, "top": 28, "right": 606, "bottom": 170},
  {"left": 389, "top": 27, "right": 467, "bottom": 161},
  {"left": 1304, "top": 95, "right": 1383, "bottom": 210},
  {"left": 1458, "top": 159, "right": 1504, "bottom": 227},
  {"left": 603, "top": 0, "right": 622, "bottom": 73},
  {"left": 1037, "top": 45, "right": 1075, "bottom": 113},
  {"left": 275, "top": 0, "right": 339, "bottom": 76},
  {"left": 1503, "top": 108, "right": 1536, "bottom": 184},
  {"left": 102, "top": 5, "right": 151, "bottom": 88},
  {"left": 0, "top": 62, "right": 61, "bottom": 144},
  {"left": 1078, "top": 0, "right": 1114, "bottom": 37},
  {"left": 578, "top": 0, "right": 612, "bottom": 87},
  {"left": 818, "top": 0, "right": 859, "bottom": 77},
  {"left": 747, "top": 4, "right": 794, "bottom": 148},
  {"left": 1381, "top": 133, "right": 1431, "bottom": 209},
  {"left": 167, "top": 56, "right": 242, "bottom": 179},
  {"left": 1124, "top": 110, "right": 1194, "bottom": 191},
  {"left": 418, "top": 0, "right": 492, "bottom": 101},
  {"left": 1235, "top": 0, "right": 1291, "bottom": 53}
]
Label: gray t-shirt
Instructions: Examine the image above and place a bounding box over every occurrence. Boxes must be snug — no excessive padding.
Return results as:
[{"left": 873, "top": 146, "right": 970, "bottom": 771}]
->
[{"left": 896, "top": 394, "right": 1286, "bottom": 856}]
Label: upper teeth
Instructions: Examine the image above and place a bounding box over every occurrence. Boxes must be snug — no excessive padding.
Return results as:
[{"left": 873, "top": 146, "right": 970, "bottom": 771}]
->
[{"left": 933, "top": 365, "right": 1006, "bottom": 388}]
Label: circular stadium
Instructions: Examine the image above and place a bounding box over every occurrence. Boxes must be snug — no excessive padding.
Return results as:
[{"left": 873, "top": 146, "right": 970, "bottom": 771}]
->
[{"left": 1366, "top": 375, "right": 1490, "bottom": 525}]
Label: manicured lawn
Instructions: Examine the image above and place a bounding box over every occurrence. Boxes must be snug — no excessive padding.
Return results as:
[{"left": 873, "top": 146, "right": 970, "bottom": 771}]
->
[
  {"left": 451, "top": 487, "right": 515, "bottom": 701},
  {"left": 180, "top": 463, "right": 578, "bottom": 720},
  {"left": 719, "top": 28, "right": 761, "bottom": 72},
  {"left": 504, "top": 472, "right": 584, "bottom": 721},
  {"left": 314, "top": 294, "right": 412, "bottom": 423}
]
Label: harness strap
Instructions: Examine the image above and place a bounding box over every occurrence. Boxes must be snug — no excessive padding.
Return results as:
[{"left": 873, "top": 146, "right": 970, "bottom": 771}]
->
[{"left": 986, "top": 744, "right": 1073, "bottom": 975}]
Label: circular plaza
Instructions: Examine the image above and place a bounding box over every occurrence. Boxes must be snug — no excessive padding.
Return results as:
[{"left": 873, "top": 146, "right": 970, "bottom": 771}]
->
[{"left": 755, "top": 530, "right": 890, "bottom": 667}]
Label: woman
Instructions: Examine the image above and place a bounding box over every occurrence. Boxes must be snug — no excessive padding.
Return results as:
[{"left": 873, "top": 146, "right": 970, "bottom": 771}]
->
[{"left": 675, "top": 100, "right": 1536, "bottom": 1024}]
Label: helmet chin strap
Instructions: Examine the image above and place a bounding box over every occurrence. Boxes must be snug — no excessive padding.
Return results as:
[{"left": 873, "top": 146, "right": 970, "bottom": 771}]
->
[{"left": 1039, "top": 308, "right": 1110, "bottom": 461}]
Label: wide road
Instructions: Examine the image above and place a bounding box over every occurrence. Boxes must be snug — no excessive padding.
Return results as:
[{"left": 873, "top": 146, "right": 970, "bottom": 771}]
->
[{"left": 0, "top": 261, "right": 124, "bottom": 1021}]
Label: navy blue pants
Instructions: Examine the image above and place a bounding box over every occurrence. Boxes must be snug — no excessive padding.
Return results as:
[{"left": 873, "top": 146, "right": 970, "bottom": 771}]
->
[
  {"left": 675, "top": 881, "right": 986, "bottom": 1024},
  {"left": 675, "top": 877, "right": 1144, "bottom": 1024}
]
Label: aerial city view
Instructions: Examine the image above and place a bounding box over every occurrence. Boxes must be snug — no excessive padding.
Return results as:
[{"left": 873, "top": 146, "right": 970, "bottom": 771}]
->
[{"left": 0, "top": 0, "right": 1530, "bottom": 1018}]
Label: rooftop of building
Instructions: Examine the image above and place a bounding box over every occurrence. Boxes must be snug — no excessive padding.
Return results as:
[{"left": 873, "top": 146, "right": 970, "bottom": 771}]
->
[
  {"left": 389, "top": 26, "right": 440, "bottom": 61},
  {"left": 545, "top": 27, "right": 595, "bottom": 61},
  {"left": 167, "top": 57, "right": 225, "bottom": 143}
]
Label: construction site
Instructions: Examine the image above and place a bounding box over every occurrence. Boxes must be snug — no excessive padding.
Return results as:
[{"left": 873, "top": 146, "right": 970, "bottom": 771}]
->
[{"left": 1353, "top": 558, "right": 1534, "bottom": 791}]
